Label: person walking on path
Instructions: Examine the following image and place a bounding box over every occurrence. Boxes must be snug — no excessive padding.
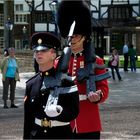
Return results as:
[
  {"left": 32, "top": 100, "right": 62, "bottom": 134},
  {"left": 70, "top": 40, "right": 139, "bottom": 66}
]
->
[
  {"left": 57, "top": 1, "right": 109, "bottom": 139},
  {"left": 123, "top": 42, "right": 129, "bottom": 71},
  {"left": 23, "top": 32, "right": 79, "bottom": 139},
  {"left": 1, "top": 47, "right": 20, "bottom": 109},
  {"left": 129, "top": 44, "right": 137, "bottom": 72},
  {"left": 109, "top": 49, "right": 122, "bottom": 81}
]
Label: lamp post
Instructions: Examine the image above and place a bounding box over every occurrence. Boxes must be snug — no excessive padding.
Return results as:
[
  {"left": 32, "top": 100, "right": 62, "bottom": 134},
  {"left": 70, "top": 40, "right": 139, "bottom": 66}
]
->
[
  {"left": 49, "top": 0, "right": 58, "bottom": 35},
  {"left": 5, "top": 18, "right": 13, "bottom": 48},
  {"left": 22, "top": 26, "right": 27, "bottom": 49}
]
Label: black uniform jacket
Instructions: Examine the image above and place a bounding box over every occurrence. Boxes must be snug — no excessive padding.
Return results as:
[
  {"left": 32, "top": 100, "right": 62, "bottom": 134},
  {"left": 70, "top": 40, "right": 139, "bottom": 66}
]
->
[{"left": 23, "top": 68, "right": 79, "bottom": 139}]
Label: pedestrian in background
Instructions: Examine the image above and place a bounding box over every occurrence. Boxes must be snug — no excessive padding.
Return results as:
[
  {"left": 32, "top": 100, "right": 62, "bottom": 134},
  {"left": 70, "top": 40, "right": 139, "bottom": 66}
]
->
[
  {"left": 123, "top": 42, "right": 129, "bottom": 71},
  {"left": 129, "top": 44, "right": 137, "bottom": 72},
  {"left": 109, "top": 49, "right": 122, "bottom": 81},
  {"left": 23, "top": 32, "right": 79, "bottom": 139},
  {"left": 1, "top": 47, "right": 20, "bottom": 108},
  {"left": 57, "top": 1, "right": 109, "bottom": 139}
]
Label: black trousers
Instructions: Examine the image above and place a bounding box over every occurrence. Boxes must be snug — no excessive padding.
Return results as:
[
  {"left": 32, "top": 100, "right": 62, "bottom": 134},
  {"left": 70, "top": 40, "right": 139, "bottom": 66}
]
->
[
  {"left": 72, "top": 131, "right": 100, "bottom": 139},
  {"left": 111, "top": 66, "right": 122, "bottom": 80},
  {"left": 2, "top": 77, "right": 16, "bottom": 101},
  {"left": 124, "top": 53, "right": 129, "bottom": 71}
]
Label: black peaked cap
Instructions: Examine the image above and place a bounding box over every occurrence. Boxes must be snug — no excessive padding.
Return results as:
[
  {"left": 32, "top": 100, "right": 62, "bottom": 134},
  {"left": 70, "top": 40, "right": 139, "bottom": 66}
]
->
[{"left": 31, "top": 32, "right": 61, "bottom": 50}]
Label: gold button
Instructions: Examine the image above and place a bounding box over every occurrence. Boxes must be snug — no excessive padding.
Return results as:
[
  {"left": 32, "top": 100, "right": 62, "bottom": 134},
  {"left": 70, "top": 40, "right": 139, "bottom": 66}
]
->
[{"left": 45, "top": 72, "right": 49, "bottom": 75}]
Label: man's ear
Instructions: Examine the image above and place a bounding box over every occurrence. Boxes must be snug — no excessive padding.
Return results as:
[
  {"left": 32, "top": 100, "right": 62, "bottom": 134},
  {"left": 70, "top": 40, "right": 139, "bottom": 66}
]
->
[
  {"left": 53, "top": 53, "right": 57, "bottom": 60},
  {"left": 50, "top": 48, "right": 56, "bottom": 53},
  {"left": 51, "top": 49, "right": 57, "bottom": 60}
]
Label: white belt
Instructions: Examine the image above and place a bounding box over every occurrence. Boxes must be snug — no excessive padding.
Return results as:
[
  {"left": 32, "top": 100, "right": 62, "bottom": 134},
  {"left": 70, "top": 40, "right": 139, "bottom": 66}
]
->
[
  {"left": 79, "top": 95, "right": 87, "bottom": 101},
  {"left": 35, "top": 118, "right": 70, "bottom": 128}
]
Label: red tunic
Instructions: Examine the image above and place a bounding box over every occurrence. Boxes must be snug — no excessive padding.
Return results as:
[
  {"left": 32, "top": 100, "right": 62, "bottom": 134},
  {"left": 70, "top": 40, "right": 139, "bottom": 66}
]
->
[{"left": 68, "top": 54, "right": 109, "bottom": 133}]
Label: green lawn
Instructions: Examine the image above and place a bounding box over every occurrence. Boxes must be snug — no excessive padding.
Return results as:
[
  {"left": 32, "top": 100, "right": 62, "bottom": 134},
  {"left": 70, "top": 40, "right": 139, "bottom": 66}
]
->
[{"left": 104, "top": 55, "right": 140, "bottom": 68}]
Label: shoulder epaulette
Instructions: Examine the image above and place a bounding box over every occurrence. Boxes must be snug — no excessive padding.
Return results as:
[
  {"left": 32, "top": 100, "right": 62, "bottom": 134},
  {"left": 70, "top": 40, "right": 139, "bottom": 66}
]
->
[{"left": 26, "top": 72, "right": 40, "bottom": 83}]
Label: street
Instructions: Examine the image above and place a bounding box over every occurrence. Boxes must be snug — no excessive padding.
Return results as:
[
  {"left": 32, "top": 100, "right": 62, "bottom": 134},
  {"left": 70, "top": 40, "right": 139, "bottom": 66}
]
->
[
  {"left": 100, "top": 69, "right": 140, "bottom": 139},
  {"left": 0, "top": 69, "right": 140, "bottom": 139}
]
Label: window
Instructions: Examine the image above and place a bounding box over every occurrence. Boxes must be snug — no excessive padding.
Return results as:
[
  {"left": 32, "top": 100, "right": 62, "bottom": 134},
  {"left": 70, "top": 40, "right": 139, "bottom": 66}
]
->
[
  {"left": 15, "top": 4, "right": 23, "bottom": 12},
  {"left": 15, "top": 39, "right": 21, "bottom": 49},
  {"left": 112, "top": 33, "right": 124, "bottom": 52},
  {"left": 0, "top": 14, "right": 4, "bottom": 26},
  {"left": 0, "top": 4, "right": 4, "bottom": 13},
  {"left": 0, "top": 37, "right": 4, "bottom": 48},
  {"left": 109, "top": 5, "right": 132, "bottom": 20},
  {"left": 15, "top": 14, "right": 27, "bottom": 23},
  {"left": 34, "top": 11, "right": 53, "bottom": 23}
]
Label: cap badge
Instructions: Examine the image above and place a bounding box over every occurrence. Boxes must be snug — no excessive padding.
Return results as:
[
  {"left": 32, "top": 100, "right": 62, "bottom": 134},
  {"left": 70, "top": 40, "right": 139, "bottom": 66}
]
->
[{"left": 38, "top": 39, "right": 42, "bottom": 44}]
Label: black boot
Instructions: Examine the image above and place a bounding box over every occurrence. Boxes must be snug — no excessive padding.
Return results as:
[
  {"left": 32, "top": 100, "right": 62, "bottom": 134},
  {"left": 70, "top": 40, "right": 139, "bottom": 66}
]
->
[
  {"left": 11, "top": 100, "right": 18, "bottom": 108},
  {"left": 11, "top": 104, "right": 18, "bottom": 108},
  {"left": 3, "top": 100, "right": 8, "bottom": 109}
]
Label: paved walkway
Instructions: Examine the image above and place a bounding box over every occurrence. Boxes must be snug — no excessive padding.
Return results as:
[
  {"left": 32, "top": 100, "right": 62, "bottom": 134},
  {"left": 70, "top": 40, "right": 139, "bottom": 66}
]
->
[
  {"left": 104, "top": 68, "right": 140, "bottom": 107},
  {"left": 0, "top": 69, "right": 140, "bottom": 139},
  {"left": 100, "top": 68, "right": 140, "bottom": 139}
]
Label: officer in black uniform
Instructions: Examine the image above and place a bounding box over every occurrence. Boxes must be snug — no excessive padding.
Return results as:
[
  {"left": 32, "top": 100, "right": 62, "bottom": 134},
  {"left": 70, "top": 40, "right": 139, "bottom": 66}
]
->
[{"left": 23, "top": 32, "right": 79, "bottom": 139}]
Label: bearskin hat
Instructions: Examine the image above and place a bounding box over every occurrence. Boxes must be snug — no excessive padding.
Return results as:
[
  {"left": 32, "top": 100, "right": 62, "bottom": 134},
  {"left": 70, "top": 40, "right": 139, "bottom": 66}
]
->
[{"left": 57, "top": 0, "right": 91, "bottom": 39}]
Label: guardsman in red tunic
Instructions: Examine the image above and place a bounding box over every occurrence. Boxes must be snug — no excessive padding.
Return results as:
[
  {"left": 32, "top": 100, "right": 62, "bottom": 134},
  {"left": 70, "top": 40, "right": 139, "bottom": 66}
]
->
[{"left": 57, "top": 0, "right": 109, "bottom": 139}]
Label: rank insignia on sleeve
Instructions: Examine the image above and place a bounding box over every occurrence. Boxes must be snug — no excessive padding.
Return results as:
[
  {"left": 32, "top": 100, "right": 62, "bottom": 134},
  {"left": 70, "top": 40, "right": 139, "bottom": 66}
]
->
[{"left": 80, "top": 61, "right": 84, "bottom": 68}]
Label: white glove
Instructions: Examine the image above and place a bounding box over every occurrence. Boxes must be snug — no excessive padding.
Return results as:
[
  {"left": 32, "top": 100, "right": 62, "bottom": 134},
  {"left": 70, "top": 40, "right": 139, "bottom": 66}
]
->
[{"left": 44, "top": 105, "right": 63, "bottom": 117}]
